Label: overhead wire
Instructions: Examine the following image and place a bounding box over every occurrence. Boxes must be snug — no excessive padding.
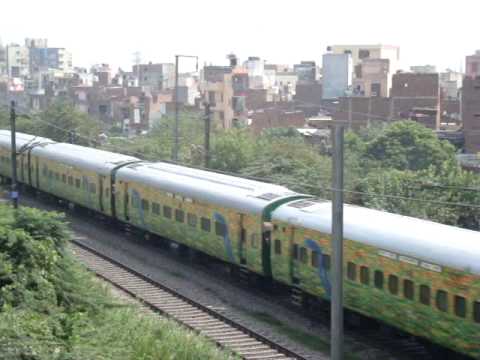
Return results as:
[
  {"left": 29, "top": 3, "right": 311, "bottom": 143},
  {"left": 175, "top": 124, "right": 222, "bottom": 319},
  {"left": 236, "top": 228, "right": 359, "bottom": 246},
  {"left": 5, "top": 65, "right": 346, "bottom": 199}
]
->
[{"left": 1, "top": 105, "right": 479, "bottom": 210}]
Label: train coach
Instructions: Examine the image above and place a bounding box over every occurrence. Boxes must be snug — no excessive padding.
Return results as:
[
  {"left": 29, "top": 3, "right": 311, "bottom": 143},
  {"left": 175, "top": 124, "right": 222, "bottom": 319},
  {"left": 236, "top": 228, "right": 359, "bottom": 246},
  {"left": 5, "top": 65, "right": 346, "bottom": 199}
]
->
[{"left": 0, "top": 130, "right": 479, "bottom": 358}]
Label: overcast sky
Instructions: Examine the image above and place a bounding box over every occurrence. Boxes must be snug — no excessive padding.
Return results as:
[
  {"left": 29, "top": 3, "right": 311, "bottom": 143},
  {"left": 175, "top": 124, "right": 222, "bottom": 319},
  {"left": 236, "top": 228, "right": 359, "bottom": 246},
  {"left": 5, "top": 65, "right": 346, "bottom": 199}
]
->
[{"left": 0, "top": 0, "right": 475, "bottom": 73}]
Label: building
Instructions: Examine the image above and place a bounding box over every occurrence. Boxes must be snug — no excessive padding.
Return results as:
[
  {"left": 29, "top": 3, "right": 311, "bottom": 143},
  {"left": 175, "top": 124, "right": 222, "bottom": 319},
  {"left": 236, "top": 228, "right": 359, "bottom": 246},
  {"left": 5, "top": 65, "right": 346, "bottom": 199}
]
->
[
  {"left": 410, "top": 65, "right": 437, "bottom": 74},
  {"left": 201, "top": 65, "right": 234, "bottom": 129},
  {"left": 132, "top": 63, "right": 175, "bottom": 91},
  {"left": 462, "top": 77, "right": 480, "bottom": 154},
  {"left": 440, "top": 69, "right": 463, "bottom": 99},
  {"left": 322, "top": 53, "right": 352, "bottom": 99},
  {"left": 466, "top": 51, "right": 480, "bottom": 78},
  {"left": 352, "top": 58, "right": 389, "bottom": 97},
  {"left": 6, "top": 44, "right": 30, "bottom": 78},
  {"left": 30, "top": 47, "right": 72, "bottom": 74},
  {"left": 243, "top": 56, "right": 264, "bottom": 89},
  {"left": 294, "top": 61, "right": 316, "bottom": 84},
  {"left": 329, "top": 44, "right": 400, "bottom": 73}
]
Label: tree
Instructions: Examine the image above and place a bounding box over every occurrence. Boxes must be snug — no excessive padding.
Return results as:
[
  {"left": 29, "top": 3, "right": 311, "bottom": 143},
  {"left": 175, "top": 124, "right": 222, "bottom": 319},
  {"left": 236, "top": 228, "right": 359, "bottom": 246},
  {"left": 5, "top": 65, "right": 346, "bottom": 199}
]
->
[{"left": 364, "top": 121, "right": 456, "bottom": 172}]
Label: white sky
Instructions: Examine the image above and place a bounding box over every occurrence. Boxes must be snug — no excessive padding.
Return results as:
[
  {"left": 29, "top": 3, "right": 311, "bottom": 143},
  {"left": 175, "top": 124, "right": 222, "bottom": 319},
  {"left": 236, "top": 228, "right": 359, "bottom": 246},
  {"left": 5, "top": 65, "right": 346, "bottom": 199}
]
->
[{"left": 0, "top": 0, "right": 476, "bottom": 73}]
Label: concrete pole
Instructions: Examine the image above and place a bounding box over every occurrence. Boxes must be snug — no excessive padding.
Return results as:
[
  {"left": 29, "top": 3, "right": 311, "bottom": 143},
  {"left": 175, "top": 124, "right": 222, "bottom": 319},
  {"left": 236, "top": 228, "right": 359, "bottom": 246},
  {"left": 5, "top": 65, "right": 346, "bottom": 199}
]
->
[
  {"left": 10, "top": 101, "right": 18, "bottom": 209},
  {"left": 331, "top": 125, "right": 344, "bottom": 360},
  {"left": 172, "top": 55, "right": 179, "bottom": 161}
]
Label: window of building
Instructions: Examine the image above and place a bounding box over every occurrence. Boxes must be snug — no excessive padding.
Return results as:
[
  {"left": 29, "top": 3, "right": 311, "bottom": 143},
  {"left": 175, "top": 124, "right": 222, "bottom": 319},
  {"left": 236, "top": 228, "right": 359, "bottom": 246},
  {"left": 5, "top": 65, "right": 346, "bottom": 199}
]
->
[
  {"left": 152, "top": 202, "right": 160, "bottom": 215},
  {"left": 436, "top": 290, "right": 448, "bottom": 312},
  {"left": 292, "top": 244, "right": 299, "bottom": 260},
  {"left": 187, "top": 213, "right": 197, "bottom": 227},
  {"left": 454, "top": 296, "right": 466, "bottom": 318},
  {"left": 141, "top": 199, "right": 149, "bottom": 212},
  {"left": 403, "top": 279, "right": 414, "bottom": 300},
  {"left": 347, "top": 262, "right": 356, "bottom": 281},
  {"left": 322, "top": 254, "right": 331, "bottom": 270},
  {"left": 374, "top": 270, "right": 384, "bottom": 290},
  {"left": 311, "top": 250, "right": 318, "bottom": 267},
  {"left": 215, "top": 221, "right": 227, "bottom": 237},
  {"left": 75, "top": 179, "right": 80, "bottom": 188},
  {"left": 299, "top": 247, "right": 308, "bottom": 264},
  {"left": 201, "top": 217, "right": 211, "bottom": 232},
  {"left": 163, "top": 206, "right": 172, "bottom": 219},
  {"left": 175, "top": 209, "right": 184, "bottom": 223},
  {"left": 474, "top": 301, "right": 480, "bottom": 323},
  {"left": 208, "top": 91, "right": 216, "bottom": 105},
  {"left": 360, "top": 266, "right": 370, "bottom": 285},
  {"left": 274, "top": 239, "right": 282, "bottom": 255},
  {"left": 62, "top": 174, "right": 67, "bottom": 183},
  {"left": 359, "top": 49, "right": 370, "bottom": 59},
  {"left": 420, "top": 285, "right": 431, "bottom": 306},
  {"left": 219, "top": 111, "right": 225, "bottom": 121},
  {"left": 388, "top": 275, "right": 399, "bottom": 295}
]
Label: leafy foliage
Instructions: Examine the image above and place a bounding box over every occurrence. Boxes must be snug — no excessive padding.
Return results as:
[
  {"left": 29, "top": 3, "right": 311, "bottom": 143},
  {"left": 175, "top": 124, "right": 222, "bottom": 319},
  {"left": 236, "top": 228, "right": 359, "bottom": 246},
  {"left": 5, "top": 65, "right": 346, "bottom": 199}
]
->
[{"left": 0, "top": 204, "right": 235, "bottom": 359}]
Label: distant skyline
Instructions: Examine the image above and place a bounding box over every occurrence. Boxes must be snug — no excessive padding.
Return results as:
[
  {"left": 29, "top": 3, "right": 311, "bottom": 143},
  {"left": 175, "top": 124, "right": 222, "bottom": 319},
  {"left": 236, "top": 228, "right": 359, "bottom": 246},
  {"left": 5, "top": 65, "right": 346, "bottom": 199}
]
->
[{"left": 0, "top": 0, "right": 476, "bottom": 73}]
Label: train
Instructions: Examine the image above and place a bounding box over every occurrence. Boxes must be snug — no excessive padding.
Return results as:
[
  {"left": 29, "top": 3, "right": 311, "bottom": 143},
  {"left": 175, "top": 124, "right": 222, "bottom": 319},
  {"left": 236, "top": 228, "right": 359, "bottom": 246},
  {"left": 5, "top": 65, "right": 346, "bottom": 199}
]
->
[{"left": 0, "top": 130, "right": 479, "bottom": 358}]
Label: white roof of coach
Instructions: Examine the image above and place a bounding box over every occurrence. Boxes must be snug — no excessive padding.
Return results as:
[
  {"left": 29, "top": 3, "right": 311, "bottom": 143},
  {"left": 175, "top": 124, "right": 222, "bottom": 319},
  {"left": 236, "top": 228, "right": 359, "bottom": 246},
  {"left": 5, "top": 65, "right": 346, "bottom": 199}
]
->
[
  {"left": 32, "top": 142, "right": 140, "bottom": 175},
  {"left": 0, "top": 130, "right": 55, "bottom": 150},
  {"left": 272, "top": 200, "right": 480, "bottom": 274},
  {"left": 116, "top": 162, "right": 299, "bottom": 214}
]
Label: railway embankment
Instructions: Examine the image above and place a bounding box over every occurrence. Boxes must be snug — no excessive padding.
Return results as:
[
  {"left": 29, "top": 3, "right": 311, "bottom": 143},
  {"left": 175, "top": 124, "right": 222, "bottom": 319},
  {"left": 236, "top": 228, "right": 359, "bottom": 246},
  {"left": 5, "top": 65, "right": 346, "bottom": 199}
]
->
[{"left": 0, "top": 203, "right": 236, "bottom": 360}]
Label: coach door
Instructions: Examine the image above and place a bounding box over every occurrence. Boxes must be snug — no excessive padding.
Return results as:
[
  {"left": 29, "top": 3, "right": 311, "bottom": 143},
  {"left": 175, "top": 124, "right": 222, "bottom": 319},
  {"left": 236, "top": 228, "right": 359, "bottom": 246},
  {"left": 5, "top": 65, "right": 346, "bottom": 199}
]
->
[
  {"left": 123, "top": 182, "right": 130, "bottom": 221},
  {"left": 238, "top": 214, "right": 247, "bottom": 265},
  {"left": 98, "top": 175, "right": 105, "bottom": 213}
]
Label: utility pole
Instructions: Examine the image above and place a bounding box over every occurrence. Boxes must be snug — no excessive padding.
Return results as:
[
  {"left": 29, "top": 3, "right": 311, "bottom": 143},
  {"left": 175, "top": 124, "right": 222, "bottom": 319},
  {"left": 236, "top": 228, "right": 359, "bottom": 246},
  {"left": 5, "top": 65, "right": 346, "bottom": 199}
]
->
[
  {"left": 69, "top": 130, "right": 76, "bottom": 144},
  {"left": 173, "top": 55, "right": 179, "bottom": 161},
  {"left": 331, "top": 124, "right": 345, "bottom": 360},
  {"left": 203, "top": 102, "right": 211, "bottom": 168},
  {"left": 10, "top": 101, "right": 18, "bottom": 209},
  {"left": 172, "top": 54, "right": 199, "bottom": 162}
]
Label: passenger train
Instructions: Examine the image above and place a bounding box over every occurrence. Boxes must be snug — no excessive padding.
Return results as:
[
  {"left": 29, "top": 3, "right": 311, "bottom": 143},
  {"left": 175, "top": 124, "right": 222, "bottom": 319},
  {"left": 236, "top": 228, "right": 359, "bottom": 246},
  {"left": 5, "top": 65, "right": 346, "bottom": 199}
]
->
[{"left": 0, "top": 130, "right": 478, "bottom": 358}]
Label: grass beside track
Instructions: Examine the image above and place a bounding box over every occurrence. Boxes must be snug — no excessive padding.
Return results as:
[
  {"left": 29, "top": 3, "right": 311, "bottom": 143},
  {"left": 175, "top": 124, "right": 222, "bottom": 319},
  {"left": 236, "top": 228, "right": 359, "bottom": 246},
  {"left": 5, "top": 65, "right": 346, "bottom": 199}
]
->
[{"left": 0, "top": 201, "right": 237, "bottom": 360}]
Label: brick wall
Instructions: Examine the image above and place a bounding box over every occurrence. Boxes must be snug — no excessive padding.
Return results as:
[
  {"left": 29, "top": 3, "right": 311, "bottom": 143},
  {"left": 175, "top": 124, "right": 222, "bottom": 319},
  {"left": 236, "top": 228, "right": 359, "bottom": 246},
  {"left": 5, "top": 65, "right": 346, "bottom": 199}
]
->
[{"left": 462, "top": 77, "right": 480, "bottom": 154}]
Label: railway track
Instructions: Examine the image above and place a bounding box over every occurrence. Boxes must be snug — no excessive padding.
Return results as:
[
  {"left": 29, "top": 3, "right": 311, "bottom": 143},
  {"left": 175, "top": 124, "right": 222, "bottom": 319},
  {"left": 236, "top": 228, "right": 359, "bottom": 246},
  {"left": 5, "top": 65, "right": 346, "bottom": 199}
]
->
[{"left": 70, "top": 238, "right": 308, "bottom": 360}]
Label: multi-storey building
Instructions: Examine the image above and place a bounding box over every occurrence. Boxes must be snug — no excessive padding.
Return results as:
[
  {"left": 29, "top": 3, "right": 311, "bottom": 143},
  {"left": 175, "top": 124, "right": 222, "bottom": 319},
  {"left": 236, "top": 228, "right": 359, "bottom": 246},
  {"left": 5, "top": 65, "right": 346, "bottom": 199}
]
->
[
  {"left": 462, "top": 77, "right": 480, "bottom": 154},
  {"left": 353, "top": 58, "right": 389, "bottom": 97},
  {"left": 133, "top": 63, "right": 175, "bottom": 91},
  {"left": 322, "top": 53, "right": 352, "bottom": 99},
  {"left": 6, "top": 44, "right": 30, "bottom": 78},
  {"left": 466, "top": 50, "right": 480, "bottom": 79}
]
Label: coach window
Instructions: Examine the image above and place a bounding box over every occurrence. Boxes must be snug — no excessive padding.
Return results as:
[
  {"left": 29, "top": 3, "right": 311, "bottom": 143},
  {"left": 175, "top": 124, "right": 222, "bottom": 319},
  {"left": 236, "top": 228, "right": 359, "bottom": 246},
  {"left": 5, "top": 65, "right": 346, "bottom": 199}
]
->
[
  {"left": 141, "top": 199, "right": 149, "bottom": 212},
  {"left": 347, "top": 262, "right": 356, "bottom": 281},
  {"left": 274, "top": 239, "right": 282, "bottom": 255},
  {"left": 388, "top": 275, "right": 399, "bottom": 295},
  {"left": 89, "top": 183, "right": 96, "bottom": 194},
  {"left": 42, "top": 166, "right": 47, "bottom": 176},
  {"left": 374, "top": 270, "right": 384, "bottom": 290},
  {"left": 163, "top": 206, "right": 172, "bottom": 219},
  {"left": 201, "top": 217, "right": 211, "bottom": 232},
  {"left": 420, "top": 285, "right": 431, "bottom": 306},
  {"left": 436, "top": 290, "right": 448, "bottom": 312},
  {"left": 403, "top": 279, "right": 414, "bottom": 300},
  {"left": 48, "top": 170, "right": 53, "bottom": 178},
  {"left": 152, "top": 203, "right": 160, "bottom": 215},
  {"left": 454, "top": 296, "right": 466, "bottom": 318},
  {"left": 68, "top": 176, "right": 73, "bottom": 186},
  {"left": 175, "top": 209, "right": 185, "bottom": 223},
  {"left": 62, "top": 174, "right": 66, "bottom": 183},
  {"left": 215, "top": 221, "right": 227, "bottom": 237},
  {"left": 187, "top": 213, "right": 197, "bottom": 227},
  {"left": 55, "top": 173, "right": 60, "bottom": 181},
  {"left": 292, "top": 244, "right": 299, "bottom": 260},
  {"left": 360, "top": 266, "right": 370, "bottom": 285},
  {"left": 299, "top": 247, "right": 308, "bottom": 264},
  {"left": 75, "top": 179, "right": 80, "bottom": 188},
  {"left": 474, "top": 301, "right": 480, "bottom": 323},
  {"left": 311, "top": 250, "right": 318, "bottom": 267},
  {"left": 322, "top": 254, "right": 331, "bottom": 270}
]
